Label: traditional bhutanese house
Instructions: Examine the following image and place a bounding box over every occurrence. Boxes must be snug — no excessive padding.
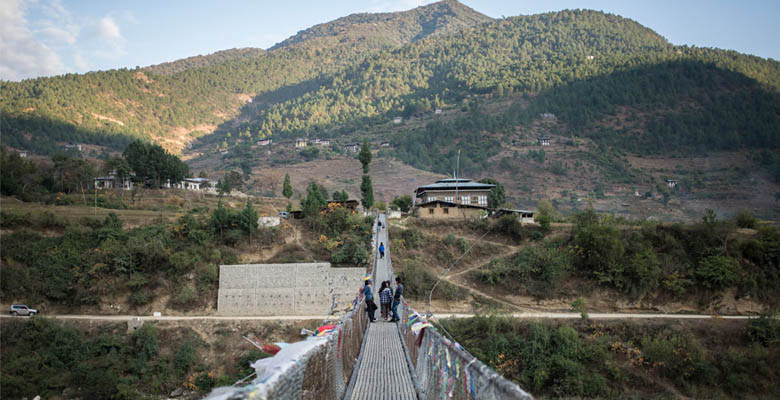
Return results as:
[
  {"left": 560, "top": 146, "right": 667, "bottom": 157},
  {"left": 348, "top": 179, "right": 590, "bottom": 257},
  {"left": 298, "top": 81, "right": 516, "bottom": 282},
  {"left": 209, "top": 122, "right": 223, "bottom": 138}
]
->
[
  {"left": 492, "top": 208, "right": 535, "bottom": 224},
  {"left": 295, "top": 138, "right": 307, "bottom": 148},
  {"left": 414, "top": 178, "right": 494, "bottom": 207},
  {"left": 414, "top": 200, "right": 487, "bottom": 219},
  {"left": 343, "top": 143, "right": 360, "bottom": 153},
  {"left": 18, "top": 151, "right": 27, "bottom": 158},
  {"left": 434, "top": 108, "right": 442, "bottom": 114},
  {"left": 393, "top": 117, "right": 402, "bottom": 124},
  {"left": 666, "top": 179, "right": 678, "bottom": 188},
  {"left": 312, "top": 138, "right": 331, "bottom": 146},
  {"left": 94, "top": 174, "right": 133, "bottom": 190},
  {"left": 257, "top": 139, "right": 272, "bottom": 146},
  {"left": 380, "top": 142, "right": 391, "bottom": 148},
  {"left": 538, "top": 135, "right": 551, "bottom": 146}
]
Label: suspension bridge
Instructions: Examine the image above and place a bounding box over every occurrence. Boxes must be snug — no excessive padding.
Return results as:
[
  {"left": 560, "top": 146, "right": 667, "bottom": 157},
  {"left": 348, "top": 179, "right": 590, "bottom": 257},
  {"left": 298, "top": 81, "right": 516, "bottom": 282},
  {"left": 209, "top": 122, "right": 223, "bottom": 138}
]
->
[{"left": 206, "top": 213, "right": 533, "bottom": 400}]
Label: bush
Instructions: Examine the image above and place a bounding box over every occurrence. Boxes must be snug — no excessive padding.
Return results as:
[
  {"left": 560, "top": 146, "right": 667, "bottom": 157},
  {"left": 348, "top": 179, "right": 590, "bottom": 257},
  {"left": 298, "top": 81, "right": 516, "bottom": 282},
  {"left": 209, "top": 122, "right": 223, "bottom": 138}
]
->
[
  {"left": 746, "top": 310, "right": 780, "bottom": 346},
  {"left": 695, "top": 255, "right": 739, "bottom": 289},
  {"left": 173, "top": 286, "right": 197, "bottom": 307},
  {"left": 129, "top": 289, "right": 152, "bottom": 306},
  {"left": 331, "top": 235, "right": 369, "bottom": 267},
  {"left": 400, "top": 228, "right": 425, "bottom": 249},
  {"left": 734, "top": 210, "right": 758, "bottom": 229},
  {"left": 174, "top": 341, "right": 198, "bottom": 377}
]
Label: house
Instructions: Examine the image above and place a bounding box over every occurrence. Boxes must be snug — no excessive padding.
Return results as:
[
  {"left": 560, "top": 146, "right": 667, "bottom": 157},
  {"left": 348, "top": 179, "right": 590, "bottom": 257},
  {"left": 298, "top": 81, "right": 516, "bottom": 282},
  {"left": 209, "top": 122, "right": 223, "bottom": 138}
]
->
[
  {"left": 415, "top": 178, "right": 495, "bottom": 207},
  {"left": 257, "top": 139, "right": 272, "bottom": 146},
  {"left": 344, "top": 143, "right": 360, "bottom": 153},
  {"left": 434, "top": 109, "right": 442, "bottom": 115},
  {"left": 492, "top": 208, "right": 535, "bottom": 224},
  {"left": 172, "top": 177, "right": 211, "bottom": 191},
  {"left": 94, "top": 175, "right": 133, "bottom": 190},
  {"left": 312, "top": 138, "right": 331, "bottom": 146},
  {"left": 414, "top": 200, "right": 487, "bottom": 219},
  {"left": 393, "top": 117, "right": 402, "bottom": 124},
  {"left": 538, "top": 135, "right": 551, "bottom": 146},
  {"left": 220, "top": 150, "right": 229, "bottom": 155},
  {"left": 380, "top": 142, "right": 391, "bottom": 148},
  {"left": 666, "top": 179, "right": 678, "bottom": 188},
  {"left": 540, "top": 113, "right": 555, "bottom": 119},
  {"left": 295, "top": 138, "right": 307, "bottom": 148},
  {"left": 18, "top": 151, "right": 27, "bottom": 158},
  {"left": 64, "top": 143, "right": 82, "bottom": 151}
]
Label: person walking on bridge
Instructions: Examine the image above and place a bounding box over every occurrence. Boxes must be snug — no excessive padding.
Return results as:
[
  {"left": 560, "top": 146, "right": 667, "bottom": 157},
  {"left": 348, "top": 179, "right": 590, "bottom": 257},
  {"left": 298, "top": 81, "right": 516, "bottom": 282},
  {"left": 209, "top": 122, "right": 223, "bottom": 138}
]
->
[
  {"left": 390, "top": 276, "right": 404, "bottom": 322},
  {"left": 379, "top": 242, "right": 385, "bottom": 259},
  {"left": 362, "top": 280, "right": 377, "bottom": 322}
]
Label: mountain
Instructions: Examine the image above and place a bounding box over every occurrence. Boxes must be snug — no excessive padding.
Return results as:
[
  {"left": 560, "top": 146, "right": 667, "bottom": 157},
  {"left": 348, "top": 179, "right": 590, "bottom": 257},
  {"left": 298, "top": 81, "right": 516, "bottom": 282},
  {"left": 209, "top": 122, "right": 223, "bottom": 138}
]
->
[
  {"left": 0, "top": 0, "right": 491, "bottom": 155},
  {"left": 271, "top": 0, "right": 491, "bottom": 50},
  {"left": 145, "top": 48, "right": 266, "bottom": 75}
]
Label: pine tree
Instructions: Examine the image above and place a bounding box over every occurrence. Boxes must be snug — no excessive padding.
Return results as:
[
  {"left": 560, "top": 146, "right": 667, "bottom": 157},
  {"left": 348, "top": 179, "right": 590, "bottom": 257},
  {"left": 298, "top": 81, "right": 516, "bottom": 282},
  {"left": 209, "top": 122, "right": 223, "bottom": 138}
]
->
[
  {"left": 282, "top": 173, "right": 293, "bottom": 199},
  {"left": 359, "top": 140, "right": 372, "bottom": 173},
  {"left": 240, "top": 201, "right": 259, "bottom": 243},
  {"left": 360, "top": 175, "right": 374, "bottom": 209}
]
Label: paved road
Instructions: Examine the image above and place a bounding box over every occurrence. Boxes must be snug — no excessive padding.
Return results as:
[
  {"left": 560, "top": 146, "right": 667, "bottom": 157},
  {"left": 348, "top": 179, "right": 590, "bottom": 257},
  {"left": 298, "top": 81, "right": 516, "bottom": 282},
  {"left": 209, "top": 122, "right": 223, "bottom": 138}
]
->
[{"left": 0, "top": 312, "right": 755, "bottom": 322}]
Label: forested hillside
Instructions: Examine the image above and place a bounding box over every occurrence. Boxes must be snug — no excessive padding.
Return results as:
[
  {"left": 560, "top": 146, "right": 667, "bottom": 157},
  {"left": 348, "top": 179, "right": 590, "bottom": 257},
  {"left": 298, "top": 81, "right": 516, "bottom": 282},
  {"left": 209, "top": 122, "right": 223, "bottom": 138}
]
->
[
  {"left": 0, "top": 0, "right": 490, "bottom": 156},
  {"left": 1, "top": 1, "right": 778, "bottom": 188}
]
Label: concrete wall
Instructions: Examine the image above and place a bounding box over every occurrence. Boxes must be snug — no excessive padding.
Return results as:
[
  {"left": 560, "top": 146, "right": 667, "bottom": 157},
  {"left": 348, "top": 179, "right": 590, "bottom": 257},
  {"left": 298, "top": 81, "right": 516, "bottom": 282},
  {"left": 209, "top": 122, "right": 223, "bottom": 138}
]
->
[{"left": 218, "top": 263, "right": 364, "bottom": 316}]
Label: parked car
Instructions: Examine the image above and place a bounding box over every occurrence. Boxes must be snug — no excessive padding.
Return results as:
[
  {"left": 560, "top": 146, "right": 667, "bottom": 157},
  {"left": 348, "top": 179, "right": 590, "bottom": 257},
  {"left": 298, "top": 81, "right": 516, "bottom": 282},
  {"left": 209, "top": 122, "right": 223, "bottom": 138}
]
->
[{"left": 10, "top": 304, "right": 38, "bottom": 316}]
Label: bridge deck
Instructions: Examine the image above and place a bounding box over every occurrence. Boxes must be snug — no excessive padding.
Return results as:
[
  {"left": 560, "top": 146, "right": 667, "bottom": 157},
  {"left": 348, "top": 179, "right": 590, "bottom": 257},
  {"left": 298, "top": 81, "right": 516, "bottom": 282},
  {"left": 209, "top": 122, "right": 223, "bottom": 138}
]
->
[
  {"left": 349, "top": 214, "right": 417, "bottom": 400},
  {"left": 349, "top": 322, "right": 416, "bottom": 400}
]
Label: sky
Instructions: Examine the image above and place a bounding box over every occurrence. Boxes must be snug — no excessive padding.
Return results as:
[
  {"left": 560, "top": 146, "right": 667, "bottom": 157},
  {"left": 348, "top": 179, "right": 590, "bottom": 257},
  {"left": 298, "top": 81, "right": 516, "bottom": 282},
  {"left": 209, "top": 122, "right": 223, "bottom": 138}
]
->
[{"left": 1, "top": 0, "right": 778, "bottom": 81}]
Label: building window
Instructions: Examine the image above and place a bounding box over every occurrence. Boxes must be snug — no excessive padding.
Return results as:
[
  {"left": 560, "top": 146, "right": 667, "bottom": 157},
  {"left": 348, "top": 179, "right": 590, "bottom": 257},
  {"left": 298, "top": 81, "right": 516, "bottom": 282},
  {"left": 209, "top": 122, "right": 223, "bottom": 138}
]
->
[
  {"left": 478, "top": 195, "right": 487, "bottom": 206},
  {"left": 428, "top": 208, "right": 434, "bottom": 215},
  {"left": 443, "top": 208, "right": 449, "bottom": 214},
  {"left": 428, "top": 196, "right": 437, "bottom": 202},
  {"left": 444, "top": 196, "right": 454, "bottom": 202},
  {"left": 460, "top": 196, "right": 468, "bottom": 204},
  {"left": 471, "top": 196, "right": 479, "bottom": 205}
]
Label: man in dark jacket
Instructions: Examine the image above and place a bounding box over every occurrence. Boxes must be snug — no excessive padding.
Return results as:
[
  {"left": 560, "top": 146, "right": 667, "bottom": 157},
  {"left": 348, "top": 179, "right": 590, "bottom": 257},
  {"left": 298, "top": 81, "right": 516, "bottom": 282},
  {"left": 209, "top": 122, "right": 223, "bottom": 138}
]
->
[
  {"left": 390, "top": 276, "right": 403, "bottom": 322},
  {"left": 362, "top": 280, "right": 377, "bottom": 322}
]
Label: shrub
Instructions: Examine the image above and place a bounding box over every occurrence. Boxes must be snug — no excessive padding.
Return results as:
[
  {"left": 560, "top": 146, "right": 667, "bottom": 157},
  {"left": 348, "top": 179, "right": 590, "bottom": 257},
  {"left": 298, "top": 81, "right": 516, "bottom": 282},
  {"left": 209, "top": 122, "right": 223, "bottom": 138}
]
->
[
  {"left": 746, "top": 310, "right": 780, "bottom": 346},
  {"left": 734, "top": 210, "right": 758, "bottom": 229},
  {"left": 695, "top": 255, "right": 740, "bottom": 289},
  {"left": 400, "top": 228, "right": 425, "bottom": 249},
  {"left": 331, "top": 235, "right": 369, "bottom": 267},
  {"left": 174, "top": 341, "right": 198, "bottom": 377},
  {"left": 129, "top": 289, "right": 152, "bottom": 306},
  {"left": 173, "top": 286, "right": 197, "bottom": 307}
]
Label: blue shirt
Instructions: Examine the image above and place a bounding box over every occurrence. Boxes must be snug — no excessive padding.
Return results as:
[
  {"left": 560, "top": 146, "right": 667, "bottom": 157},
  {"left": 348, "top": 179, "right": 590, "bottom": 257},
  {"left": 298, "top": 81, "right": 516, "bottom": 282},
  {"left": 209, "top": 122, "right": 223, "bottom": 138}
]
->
[
  {"left": 362, "top": 285, "right": 373, "bottom": 301},
  {"left": 379, "top": 244, "right": 385, "bottom": 252}
]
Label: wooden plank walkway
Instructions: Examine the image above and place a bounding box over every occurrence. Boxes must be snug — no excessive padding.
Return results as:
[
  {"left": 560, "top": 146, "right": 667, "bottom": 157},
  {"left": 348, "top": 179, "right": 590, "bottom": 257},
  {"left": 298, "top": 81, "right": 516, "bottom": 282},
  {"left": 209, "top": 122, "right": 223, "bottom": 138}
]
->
[{"left": 349, "top": 214, "right": 417, "bottom": 400}]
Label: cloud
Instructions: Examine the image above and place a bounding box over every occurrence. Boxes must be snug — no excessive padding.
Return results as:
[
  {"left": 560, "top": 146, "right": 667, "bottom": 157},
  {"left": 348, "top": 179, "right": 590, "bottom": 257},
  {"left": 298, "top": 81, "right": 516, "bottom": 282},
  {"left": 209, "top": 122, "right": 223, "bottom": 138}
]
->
[
  {"left": 0, "top": 0, "right": 66, "bottom": 80},
  {"left": 97, "top": 16, "right": 121, "bottom": 40}
]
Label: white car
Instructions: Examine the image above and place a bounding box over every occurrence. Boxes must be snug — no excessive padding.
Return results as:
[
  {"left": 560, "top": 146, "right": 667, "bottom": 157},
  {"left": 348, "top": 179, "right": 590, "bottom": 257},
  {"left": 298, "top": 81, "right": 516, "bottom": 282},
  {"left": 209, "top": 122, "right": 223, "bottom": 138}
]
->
[{"left": 10, "top": 304, "right": 38, "bottom": 316}]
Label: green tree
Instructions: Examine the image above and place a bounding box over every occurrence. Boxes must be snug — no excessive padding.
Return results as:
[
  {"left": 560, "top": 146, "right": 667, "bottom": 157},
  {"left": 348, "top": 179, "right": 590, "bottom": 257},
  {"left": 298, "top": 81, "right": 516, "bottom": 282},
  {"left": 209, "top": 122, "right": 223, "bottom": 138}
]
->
[
  {"left": 360, "top": 175, "right": 374, "bottom": 209},
  {"left": 239, "top": 202, "right": 259, "bottom": 243},
  {"left": 479, "top": 178, "right": 505, "bottom": 208},
  {"left": 302, "top": 182, "right": 327, "bottom": 219},
  {"left": 282, "top": 173, "right": 293, "bottom": 199},
  {"left": 333, "top": 189, "right": 349, "bottom": 201},
  {"left": 359, "top": 140, "right": 372, "bottom": 173},
  {"left": 216, "top": 179, "right": 231, "bottom": 196},
  {"left": 390, "top": 195, "right": 413, "bottom": 212}
]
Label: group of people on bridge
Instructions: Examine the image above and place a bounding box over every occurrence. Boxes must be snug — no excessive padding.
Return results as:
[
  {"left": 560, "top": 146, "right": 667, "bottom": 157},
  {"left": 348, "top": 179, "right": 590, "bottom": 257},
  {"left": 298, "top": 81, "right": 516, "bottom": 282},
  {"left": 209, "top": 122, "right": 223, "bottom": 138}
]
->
[{"left": 361, "top": 276, "right": 403, "bottom": 323}]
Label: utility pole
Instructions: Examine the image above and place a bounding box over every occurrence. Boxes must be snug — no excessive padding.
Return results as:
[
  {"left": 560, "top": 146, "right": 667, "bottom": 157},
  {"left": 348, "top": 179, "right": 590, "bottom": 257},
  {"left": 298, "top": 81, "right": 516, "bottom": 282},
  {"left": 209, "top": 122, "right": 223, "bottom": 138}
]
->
[{"left": 454, "top": 149, "right": 460, "bottom": 204}]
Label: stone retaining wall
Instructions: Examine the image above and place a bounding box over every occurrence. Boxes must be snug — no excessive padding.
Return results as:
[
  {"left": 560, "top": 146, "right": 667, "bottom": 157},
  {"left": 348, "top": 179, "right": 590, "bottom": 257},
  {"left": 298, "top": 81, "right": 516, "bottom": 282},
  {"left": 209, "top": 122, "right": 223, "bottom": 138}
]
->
[{"left": 218, "top": 263, "right": 364, "bottom": 315}]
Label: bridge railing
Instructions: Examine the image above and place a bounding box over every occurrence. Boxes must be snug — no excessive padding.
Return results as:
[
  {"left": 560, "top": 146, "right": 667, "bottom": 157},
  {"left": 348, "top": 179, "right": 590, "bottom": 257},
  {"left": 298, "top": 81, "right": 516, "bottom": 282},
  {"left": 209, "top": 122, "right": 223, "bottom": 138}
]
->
[{"left": 205, "top": 214, "right": 379, "bottom": 400}]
